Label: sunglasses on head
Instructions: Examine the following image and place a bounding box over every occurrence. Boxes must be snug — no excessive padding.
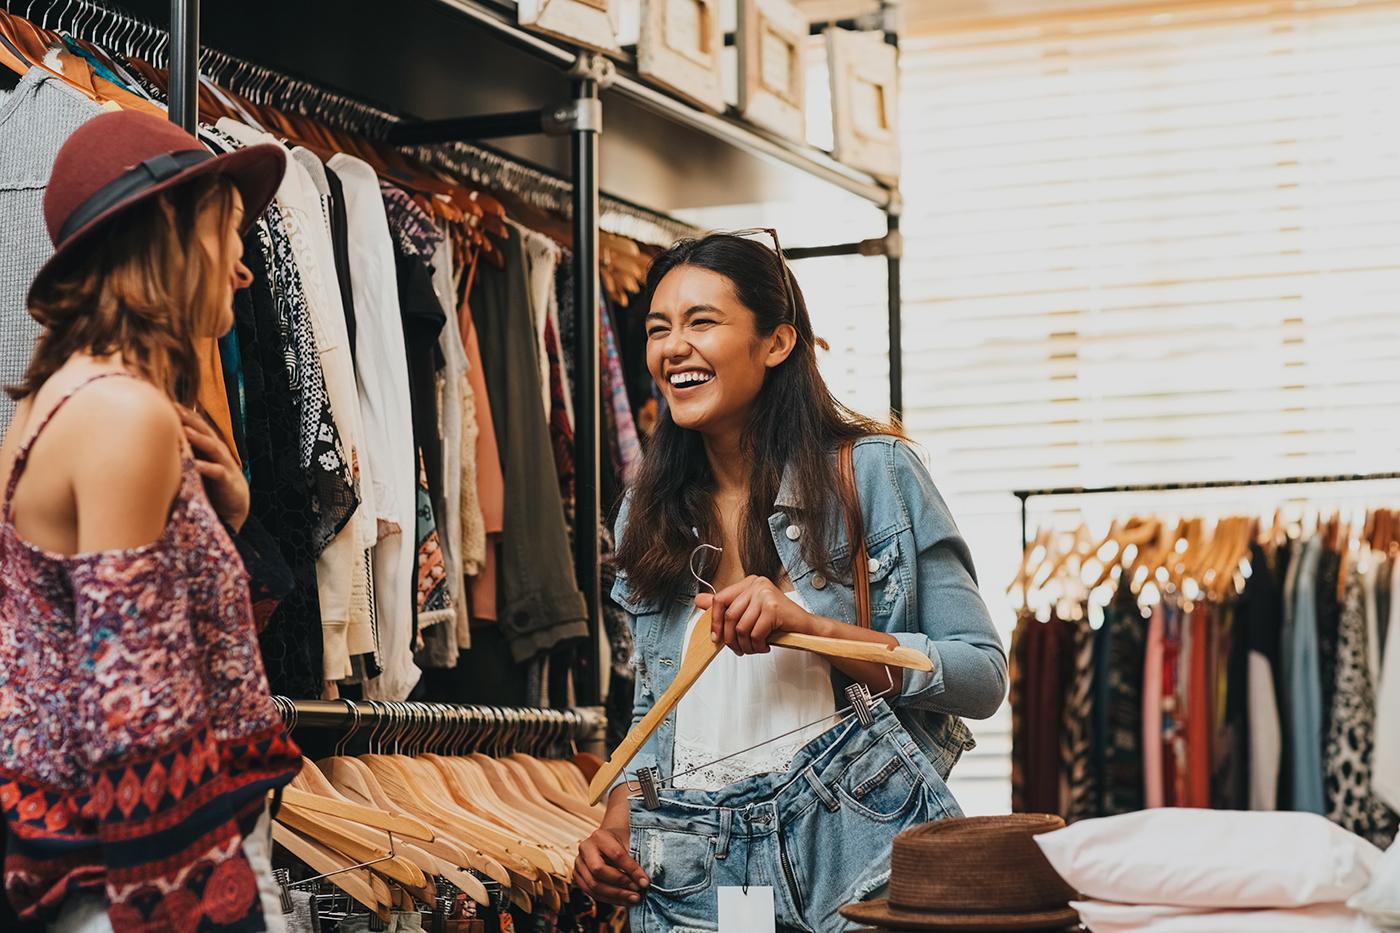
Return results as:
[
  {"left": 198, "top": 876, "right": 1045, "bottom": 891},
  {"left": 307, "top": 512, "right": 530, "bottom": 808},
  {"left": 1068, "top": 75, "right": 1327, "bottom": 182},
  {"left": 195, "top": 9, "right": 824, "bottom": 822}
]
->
[{"left": 717, "top": 227, "right": 800, "bottom": 327}]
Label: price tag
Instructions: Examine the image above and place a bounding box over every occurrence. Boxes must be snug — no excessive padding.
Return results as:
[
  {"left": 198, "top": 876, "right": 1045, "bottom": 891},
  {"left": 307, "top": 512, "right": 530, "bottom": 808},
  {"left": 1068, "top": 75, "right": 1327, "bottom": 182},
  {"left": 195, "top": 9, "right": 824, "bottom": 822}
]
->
[{"left": 719, "top": 886, "right": 776, "bottom": 933}]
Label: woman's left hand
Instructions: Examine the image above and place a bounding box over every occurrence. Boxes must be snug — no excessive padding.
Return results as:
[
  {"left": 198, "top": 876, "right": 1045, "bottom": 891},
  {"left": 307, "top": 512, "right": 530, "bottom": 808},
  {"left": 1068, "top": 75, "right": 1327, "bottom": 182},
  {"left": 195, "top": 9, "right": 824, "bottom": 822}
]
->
[
  {"left": 696, "top": 576, "right": 823, "bottom": 656},
  {"left": 180, "top": 407, "right": 250, "bottom": 533}
]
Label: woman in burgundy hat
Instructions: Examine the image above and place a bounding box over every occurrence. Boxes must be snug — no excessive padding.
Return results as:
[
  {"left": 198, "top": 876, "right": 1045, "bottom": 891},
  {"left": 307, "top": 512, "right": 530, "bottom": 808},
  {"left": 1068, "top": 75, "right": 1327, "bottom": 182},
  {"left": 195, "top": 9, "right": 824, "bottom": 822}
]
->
[{"left": 0, "top": 110, "right": 301, "bottom": 931}]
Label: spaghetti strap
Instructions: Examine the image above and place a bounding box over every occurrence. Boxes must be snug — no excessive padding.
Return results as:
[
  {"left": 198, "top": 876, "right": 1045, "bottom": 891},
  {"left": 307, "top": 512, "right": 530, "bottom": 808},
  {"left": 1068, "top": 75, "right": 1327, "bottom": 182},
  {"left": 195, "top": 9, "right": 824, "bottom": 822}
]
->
[{"left": 2, "top": 372, "right": 140, "bottom": 523}]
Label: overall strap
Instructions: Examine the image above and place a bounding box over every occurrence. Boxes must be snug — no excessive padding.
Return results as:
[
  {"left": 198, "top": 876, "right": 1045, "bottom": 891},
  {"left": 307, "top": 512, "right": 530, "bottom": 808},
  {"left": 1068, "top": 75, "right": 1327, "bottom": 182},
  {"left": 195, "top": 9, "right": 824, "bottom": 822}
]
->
[{"left": 3, "top": 372, "right": 138, "bottom": 524}]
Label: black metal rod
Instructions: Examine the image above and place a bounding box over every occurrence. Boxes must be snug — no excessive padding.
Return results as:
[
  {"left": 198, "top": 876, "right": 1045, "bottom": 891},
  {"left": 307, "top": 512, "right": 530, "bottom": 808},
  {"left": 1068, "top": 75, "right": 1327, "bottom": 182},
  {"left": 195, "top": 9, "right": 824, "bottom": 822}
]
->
[
  {"left": 571, "top": 77, "right": 603, "bottom": 708},
  {"left": 168, "top": 0, "right": 198, "bottom": 133},
  {"left": 1011, "top": 472, "right": 1400, "bottom": 502},
  {"left": 887, "top": 212, "right": 903, "bottom": 422},
  {"left": 784, "top": 241, "right": 871, "bottom": 261},
  {"left": 385, "top": 110, "right": 548, "bottom": 145},
  {"left": 1014, "top": 471, "right": 1400, "bottom": 555},
  {"left": 1018, "top": 492, "right": 1030, "bottom": 552}
]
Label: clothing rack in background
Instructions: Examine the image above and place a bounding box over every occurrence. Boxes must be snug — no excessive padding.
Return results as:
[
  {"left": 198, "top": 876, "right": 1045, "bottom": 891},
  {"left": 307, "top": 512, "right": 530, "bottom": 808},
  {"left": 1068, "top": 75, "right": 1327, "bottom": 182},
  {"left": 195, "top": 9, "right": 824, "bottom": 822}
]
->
[
  {"left": 1013, "top": 472, "right": 1400, "bottom": 551},
  {"left": 272, "top": 698, "right": 609, "bottom": 758},
  {"left": 36, "top": 0, "right": 906, "bottom": 707}
]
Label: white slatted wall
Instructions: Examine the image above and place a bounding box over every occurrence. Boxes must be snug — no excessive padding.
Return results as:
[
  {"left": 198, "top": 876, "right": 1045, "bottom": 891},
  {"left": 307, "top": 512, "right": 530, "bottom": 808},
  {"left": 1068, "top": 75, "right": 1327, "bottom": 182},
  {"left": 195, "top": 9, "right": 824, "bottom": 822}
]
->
[{"left": 682, "top": 0, "right": 1400, "bottom": 813}]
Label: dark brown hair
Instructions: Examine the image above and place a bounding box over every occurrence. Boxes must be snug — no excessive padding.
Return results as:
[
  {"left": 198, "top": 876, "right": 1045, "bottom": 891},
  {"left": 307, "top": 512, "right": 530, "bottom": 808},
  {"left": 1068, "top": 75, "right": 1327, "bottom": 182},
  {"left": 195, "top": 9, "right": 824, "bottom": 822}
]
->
[
  {"left": 11, "top": 176, "right": 240, "bottom": 407},
  {"left": 614, "top": 233, "right": 904, "bottom": 601}
]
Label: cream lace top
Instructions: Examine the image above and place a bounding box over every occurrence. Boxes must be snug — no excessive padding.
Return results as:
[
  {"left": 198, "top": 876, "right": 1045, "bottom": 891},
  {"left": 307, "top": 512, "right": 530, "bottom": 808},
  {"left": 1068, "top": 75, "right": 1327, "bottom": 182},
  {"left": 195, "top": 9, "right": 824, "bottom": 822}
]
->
[{"left": 671, "top": 591, "right": 838, "bottom": 790}]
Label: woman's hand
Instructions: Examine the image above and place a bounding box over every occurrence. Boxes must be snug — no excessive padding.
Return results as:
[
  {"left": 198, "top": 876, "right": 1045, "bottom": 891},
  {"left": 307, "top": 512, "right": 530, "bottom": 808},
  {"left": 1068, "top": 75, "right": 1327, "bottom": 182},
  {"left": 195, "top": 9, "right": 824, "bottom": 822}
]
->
[
  {"left": 180, "top": 407, "right": 249, "bottom": 533},
  {"left": 697, "top": 575, "right": 824, "bottom": 656},
  {"left": 575, "top": 811, "right": 649, "bottom": 906}
]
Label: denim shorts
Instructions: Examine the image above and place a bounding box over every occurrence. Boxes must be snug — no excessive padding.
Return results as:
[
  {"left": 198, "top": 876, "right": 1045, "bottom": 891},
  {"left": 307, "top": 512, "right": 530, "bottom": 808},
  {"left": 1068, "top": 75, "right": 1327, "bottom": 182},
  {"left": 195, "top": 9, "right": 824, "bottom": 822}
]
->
[{"left": 628, "top": 699, "right": 964, "bottom": 933}]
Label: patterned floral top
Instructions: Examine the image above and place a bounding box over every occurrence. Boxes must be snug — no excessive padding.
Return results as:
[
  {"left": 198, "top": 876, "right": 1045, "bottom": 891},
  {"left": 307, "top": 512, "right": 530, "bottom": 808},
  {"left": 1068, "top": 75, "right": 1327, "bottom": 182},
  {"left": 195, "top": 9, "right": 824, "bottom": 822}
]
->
[{"left": 0, "top": 373, "right": 300, "bottom": 927}]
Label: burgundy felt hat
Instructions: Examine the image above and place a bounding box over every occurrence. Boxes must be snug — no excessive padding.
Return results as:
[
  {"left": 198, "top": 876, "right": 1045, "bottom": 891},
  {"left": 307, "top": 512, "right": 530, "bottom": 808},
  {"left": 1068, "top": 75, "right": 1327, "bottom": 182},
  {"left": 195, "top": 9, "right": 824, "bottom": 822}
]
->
[{"left": 27, "top": 109, "right": 286, "bottom": 304}]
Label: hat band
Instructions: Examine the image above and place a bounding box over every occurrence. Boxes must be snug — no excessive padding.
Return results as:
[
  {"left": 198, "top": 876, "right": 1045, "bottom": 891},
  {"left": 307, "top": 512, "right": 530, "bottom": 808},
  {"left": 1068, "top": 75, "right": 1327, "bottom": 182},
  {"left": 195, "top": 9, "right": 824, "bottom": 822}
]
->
[{"left": 56, "top": 149, "right": 215, "bottom": 245}]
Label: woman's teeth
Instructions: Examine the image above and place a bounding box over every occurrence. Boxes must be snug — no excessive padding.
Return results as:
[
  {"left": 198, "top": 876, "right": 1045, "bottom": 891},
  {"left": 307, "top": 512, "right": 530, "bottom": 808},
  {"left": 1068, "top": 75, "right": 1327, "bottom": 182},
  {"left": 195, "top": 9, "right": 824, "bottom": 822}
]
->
[{"left": 670, "top": 371, "right": 714, "bottom": 387}]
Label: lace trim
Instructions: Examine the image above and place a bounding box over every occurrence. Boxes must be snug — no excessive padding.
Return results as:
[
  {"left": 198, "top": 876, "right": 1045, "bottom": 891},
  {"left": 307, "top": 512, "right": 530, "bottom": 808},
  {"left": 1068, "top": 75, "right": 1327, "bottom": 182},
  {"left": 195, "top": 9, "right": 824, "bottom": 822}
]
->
[{"left": 671, "top": 734, "right": 815, "bottom": 791}]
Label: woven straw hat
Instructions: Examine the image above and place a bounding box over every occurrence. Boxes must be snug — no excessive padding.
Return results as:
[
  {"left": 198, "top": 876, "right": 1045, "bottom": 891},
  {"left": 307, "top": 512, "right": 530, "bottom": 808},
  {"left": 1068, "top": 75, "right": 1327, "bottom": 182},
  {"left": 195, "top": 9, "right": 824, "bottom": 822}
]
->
[{"left": 839, "top": 814, "right": 1081, "bottom": 931}]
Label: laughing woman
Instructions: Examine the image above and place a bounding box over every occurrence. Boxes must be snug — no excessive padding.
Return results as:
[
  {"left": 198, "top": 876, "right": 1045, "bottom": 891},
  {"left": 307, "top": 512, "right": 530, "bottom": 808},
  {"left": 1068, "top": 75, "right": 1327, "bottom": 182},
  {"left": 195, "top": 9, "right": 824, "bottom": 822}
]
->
[{"left": 573, "top": 232, "right": 1008, "bottom": 933}]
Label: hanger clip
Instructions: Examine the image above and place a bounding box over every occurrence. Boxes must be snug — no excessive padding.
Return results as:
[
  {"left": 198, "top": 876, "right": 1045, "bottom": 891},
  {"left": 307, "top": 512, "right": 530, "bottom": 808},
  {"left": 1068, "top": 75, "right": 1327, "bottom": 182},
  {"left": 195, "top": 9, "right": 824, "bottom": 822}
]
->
[
  {"left": 636, "top": 766, "right": 662, "bottom": 810},
  {"left": 273, "top": 868, "right": 294, "bottom": 914},
  {"left": 846, "top": 683, "right": 875, "bottom": 727}
]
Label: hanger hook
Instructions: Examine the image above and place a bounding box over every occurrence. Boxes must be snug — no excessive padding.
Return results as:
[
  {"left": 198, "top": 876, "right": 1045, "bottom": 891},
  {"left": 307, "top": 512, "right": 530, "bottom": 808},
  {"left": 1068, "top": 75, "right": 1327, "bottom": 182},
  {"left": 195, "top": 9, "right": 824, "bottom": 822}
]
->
[
  {"left": 690, "top": 542, "right": 722, "bottom": 595},
  {"left": 333, "top": 698, "right": 360, "bottom": 757}
]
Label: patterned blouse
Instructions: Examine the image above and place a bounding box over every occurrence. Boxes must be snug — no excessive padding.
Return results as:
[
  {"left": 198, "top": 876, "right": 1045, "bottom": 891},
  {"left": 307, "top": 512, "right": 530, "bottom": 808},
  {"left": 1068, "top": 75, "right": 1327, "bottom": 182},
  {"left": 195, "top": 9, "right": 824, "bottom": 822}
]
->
[{"left": 0, "top": 373, "right": 300, "bottom": 927}]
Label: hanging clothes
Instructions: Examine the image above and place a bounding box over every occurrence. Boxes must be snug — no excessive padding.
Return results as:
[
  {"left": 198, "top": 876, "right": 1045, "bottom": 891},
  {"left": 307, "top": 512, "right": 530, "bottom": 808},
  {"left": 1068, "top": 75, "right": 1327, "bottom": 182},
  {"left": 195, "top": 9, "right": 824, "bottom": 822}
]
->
[
  {"left": 289, "top": 146, "right": 381, "bottom": 682},
  {"left": 231, "top": 209, "right": 327, "bottom": 700},
  {"left": 1289, "top": 535, "right": 1327, "bottom": 814},
  {"left": 431, "top": 235, "right": 479, "bottom": 657},
  {"left": 1375, "top": 557, "right": 1400, "bottom": 816},
  {"left": 216, "top": 121, "right": 366, "bottom": 688},
  {"left": 0, "top": 70, "right": 100, "bottom": 433},
  {"left": 1327, "top": 561, "right": 1397, "bottom": 845},
  {"left": 1094, "top": 579, "right": 1147, "bottom": 815},
  {"left": 470, "top": 226, "right": 587, "bottom": 661},
  {"left": 1142, "top": 603, "right": 1166, "bottom": 810},
  {"left": 328, "top": 153, "right": 420, "bottom": 702},
  {"left": 382, "top": 186, "right": 454, "bottom": 637},
  {"left": 514, "top": 221, "right": 562, "bottom": 424},
  {"left": 1063, "top": 619, "right": 1098, "bottom": 823},
  {"left": 461, "top": 293, "right": 504, "bottom": 624},
  {"left": 1246, "top": 541, "right": 1285, "bottom": 811}
]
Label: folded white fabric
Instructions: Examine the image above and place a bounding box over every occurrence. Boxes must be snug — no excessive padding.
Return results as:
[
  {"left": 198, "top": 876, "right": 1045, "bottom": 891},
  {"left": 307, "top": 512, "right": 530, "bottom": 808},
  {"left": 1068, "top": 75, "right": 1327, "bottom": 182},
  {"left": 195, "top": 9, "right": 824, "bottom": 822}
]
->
[
  {"left": 1349, "top": 838, "right": 1400, "bottom": 929},
  {"left": 1072, "top": 900, "right": 1380, "bottom": 932},
  {"left": 1035, "top": 809, "right": 1382, "bottom": 909}
]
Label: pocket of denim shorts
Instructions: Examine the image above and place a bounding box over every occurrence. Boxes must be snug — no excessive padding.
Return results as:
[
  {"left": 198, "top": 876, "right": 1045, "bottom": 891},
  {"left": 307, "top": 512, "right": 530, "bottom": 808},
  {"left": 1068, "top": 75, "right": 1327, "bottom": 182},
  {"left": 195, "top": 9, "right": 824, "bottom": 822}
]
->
[
  {"left": 837, "top": 748, "right": 923, "bottom": 821},
  {"left": 636, "top": 829, "right": 716, "bottom": 897}
]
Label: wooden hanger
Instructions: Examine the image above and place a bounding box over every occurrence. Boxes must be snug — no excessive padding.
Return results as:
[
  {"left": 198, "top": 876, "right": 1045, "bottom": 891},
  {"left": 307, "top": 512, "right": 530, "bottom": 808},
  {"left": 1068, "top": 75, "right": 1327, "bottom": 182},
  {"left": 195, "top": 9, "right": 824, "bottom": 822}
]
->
[
  {"left": 278, "top": 784, "right": 433, "bottom": 841},
  {"left": 1007, "top": 526, "right": 1050, "bottom": 598},
  {"left": 271, "top": 823, "right": 391, "bottom": 922},
  {"left": 274, "top": 805, "right": 425, "bottom": 890}
]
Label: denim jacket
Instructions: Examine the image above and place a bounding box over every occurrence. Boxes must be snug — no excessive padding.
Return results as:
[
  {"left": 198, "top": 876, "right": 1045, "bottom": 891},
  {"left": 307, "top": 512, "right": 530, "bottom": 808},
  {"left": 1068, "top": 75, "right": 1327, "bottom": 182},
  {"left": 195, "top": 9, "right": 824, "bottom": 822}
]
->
[{"left": 609, "top": 435, "right": 1008, "bottom": 794}]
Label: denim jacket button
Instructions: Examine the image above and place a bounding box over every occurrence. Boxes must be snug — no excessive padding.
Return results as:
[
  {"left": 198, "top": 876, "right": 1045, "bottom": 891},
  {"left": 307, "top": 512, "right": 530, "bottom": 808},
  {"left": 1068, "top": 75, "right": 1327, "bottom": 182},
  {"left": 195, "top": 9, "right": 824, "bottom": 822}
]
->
[
  {"left": 786, "top": 524, "right": 802, "bottom": 541},
  {"left": 812, "top": 575, "right": 827, "bottom": 590},
  {"left": 868, "top": 557, "right": 881, "bottom": 573}
]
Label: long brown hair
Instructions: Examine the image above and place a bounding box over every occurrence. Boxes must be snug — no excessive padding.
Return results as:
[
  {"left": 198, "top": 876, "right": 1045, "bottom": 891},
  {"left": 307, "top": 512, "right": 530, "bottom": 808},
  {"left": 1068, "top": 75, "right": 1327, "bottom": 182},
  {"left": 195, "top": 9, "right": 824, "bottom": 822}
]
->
[
  {"left": 614, "top": 234, "right": 904, "bottom": 602},
  {"left": 11, "top": 175, "right": 240, "bottom": 406}
]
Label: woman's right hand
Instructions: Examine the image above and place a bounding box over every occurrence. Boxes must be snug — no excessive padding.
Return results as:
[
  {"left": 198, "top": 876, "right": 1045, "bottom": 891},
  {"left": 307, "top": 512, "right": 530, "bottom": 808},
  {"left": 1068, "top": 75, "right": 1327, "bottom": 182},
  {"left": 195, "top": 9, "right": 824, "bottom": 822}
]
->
[{"left": 575, "top": 788, "right": 650, "bottom": 906}]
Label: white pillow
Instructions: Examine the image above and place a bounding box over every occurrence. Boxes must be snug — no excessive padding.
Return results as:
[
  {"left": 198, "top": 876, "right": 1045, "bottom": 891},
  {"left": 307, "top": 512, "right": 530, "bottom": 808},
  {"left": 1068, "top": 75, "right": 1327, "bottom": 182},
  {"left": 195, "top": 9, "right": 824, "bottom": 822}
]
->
[
  {"left": 1034, "top": 809, "right": 1382, "bottom": 909},
  {"left": 1349, "top": 838, "right": 1400, "bottom": 929},
  {"left": 1071, "top": 900, "right": 1380, "bottom": 932}
]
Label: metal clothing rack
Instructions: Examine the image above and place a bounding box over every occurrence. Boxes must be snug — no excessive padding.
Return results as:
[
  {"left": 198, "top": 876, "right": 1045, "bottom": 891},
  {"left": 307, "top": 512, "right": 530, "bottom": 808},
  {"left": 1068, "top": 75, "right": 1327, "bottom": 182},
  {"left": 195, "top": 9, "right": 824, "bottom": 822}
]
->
[
  {"left": 1012, "top": 471, "right": 1400, "bottom": 551},
  {"left": 273, "top": 698, "right": 609, "bottom": 757},
  {"left": 147, "top": 0, "right": 905, "bottom": 705}
]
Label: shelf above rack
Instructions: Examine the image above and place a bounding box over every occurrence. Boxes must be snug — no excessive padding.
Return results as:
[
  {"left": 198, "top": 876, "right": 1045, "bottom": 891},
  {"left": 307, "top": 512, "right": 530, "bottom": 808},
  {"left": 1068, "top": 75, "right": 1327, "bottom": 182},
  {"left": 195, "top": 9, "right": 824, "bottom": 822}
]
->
[{"left": 433, "top": 0, "right": 898, "bottom": 207}]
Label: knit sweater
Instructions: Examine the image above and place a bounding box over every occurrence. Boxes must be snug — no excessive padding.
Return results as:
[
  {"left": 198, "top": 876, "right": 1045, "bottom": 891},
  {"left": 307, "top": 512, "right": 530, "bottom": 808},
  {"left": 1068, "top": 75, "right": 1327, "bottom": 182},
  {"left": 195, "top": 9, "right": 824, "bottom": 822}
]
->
[{"left": 0, "top": 69, "right": 102, "bottom": 433}]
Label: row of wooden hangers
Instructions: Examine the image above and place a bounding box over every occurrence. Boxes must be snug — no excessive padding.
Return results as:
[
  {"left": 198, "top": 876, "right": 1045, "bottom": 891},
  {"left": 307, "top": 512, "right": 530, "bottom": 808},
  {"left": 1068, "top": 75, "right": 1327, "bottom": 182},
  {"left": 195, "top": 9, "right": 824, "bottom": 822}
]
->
[
  {"left": 1, "top": 0, "right": 653, "bottom": 307},
  {"left": 1012, "top": 504, "right": 1400, "bottom": 610},
  {"left": 268, "top": 699, "right": 607, "bottom": 923}
]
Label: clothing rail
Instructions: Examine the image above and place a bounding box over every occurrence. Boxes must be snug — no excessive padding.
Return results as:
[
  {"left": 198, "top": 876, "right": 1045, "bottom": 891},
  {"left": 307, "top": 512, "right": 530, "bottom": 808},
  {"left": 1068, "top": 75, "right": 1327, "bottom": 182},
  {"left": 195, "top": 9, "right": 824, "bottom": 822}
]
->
[
  {"left": 271, "top": 698, "right": 608, "bottom": 756},
  {"left": 1012, "top": 471, "right": 1400, "bottom": 551}
]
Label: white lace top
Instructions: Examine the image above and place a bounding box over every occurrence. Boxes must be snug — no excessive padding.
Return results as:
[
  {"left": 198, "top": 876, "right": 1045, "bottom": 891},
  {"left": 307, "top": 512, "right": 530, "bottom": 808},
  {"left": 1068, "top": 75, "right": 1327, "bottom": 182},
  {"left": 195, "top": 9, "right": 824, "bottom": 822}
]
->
[{"left": 671, "top": 591, "right": 838, "bottom": 790}]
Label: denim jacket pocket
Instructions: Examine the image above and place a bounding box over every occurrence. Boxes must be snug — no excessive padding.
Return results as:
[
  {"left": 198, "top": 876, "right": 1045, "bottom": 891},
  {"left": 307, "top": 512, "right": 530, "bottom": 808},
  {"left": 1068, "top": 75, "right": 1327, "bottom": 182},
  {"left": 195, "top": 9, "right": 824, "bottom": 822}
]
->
[{"left": 636, "top": 829, "right": 716, "bottom": 898}]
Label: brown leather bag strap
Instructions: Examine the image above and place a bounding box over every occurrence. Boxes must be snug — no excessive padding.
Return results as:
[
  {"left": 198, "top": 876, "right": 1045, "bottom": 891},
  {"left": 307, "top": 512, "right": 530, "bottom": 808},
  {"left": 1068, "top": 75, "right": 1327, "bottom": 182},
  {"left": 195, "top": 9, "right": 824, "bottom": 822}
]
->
[{"left": 838, "top": 440, "right": 871, "bottom": 628}]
